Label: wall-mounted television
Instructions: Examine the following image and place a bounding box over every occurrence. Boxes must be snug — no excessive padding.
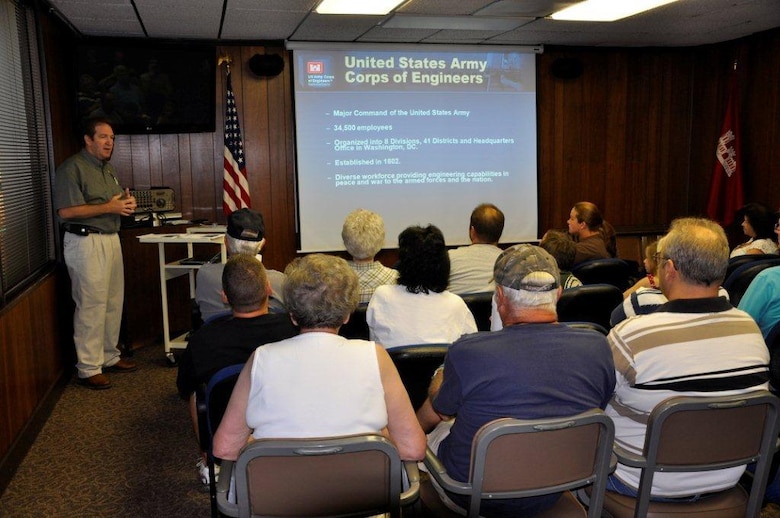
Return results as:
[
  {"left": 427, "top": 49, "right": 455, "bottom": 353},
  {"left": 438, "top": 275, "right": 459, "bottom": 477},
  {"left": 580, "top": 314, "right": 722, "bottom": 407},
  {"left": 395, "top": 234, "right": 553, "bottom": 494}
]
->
[{"left": 74, "top": 40, "right": 216, "bottom": 134}]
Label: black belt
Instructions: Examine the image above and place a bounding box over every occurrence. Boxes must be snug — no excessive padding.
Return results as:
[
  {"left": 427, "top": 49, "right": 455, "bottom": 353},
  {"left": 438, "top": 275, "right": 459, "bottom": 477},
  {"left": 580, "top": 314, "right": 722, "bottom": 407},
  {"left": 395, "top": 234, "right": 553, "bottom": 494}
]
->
[{"left": 63, "top": 224, "right": 114, "bottom": 236}]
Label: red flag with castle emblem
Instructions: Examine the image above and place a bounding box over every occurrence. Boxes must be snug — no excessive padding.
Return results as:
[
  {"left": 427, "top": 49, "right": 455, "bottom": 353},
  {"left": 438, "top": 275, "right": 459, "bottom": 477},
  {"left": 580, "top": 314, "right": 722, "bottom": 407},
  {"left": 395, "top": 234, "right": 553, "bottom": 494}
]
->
[{"left": 706, "top": 63, "right": 743, "bottom": 226}]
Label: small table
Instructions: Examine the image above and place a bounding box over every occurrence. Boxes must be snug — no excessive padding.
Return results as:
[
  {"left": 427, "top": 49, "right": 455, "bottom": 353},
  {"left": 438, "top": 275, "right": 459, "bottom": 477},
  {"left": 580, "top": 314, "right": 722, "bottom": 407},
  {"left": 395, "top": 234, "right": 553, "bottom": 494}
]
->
[{"left": 139, "top": 228, "right": 227, "bottom": 364}]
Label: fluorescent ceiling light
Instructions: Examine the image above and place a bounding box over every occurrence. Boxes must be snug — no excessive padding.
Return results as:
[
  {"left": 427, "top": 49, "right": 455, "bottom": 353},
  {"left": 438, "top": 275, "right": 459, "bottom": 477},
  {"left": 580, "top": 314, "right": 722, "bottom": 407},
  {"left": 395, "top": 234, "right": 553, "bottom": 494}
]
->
[
  {"left": 550, "top": 0, "right": 680, "bottom": 22},
  {"left": 316, "top": 0, "right": 405, "bottom": 16},
  {"left": 383, "top": 14, "right": 528, "bottom": 31}
]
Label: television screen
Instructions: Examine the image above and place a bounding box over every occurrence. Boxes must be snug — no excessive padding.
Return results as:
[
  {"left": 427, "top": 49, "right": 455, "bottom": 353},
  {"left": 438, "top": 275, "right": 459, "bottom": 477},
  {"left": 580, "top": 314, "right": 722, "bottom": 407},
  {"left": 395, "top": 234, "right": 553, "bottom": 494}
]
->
[{"left": 74, "top": 40, "right": 216, "bottom": 134}]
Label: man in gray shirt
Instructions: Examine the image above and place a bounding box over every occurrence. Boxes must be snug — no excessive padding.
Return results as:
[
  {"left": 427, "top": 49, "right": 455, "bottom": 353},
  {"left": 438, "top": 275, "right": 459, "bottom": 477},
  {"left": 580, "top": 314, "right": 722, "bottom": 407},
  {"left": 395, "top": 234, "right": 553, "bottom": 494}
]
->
[{"left": 54, "top": 117, "right": 138, "bottom": 389}]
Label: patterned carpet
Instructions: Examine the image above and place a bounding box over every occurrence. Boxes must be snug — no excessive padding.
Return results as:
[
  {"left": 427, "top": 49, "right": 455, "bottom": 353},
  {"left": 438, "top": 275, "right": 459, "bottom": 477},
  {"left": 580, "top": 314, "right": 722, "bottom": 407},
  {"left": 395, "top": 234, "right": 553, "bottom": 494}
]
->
[{"left": 0, "top": 346, "right": 210, "bottom": 517}]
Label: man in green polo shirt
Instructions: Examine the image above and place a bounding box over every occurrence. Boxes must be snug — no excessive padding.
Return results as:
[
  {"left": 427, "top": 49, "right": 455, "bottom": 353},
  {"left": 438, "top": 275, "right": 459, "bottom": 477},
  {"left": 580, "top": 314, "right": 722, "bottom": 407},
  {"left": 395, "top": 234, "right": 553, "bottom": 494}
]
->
[{"left": 54, "top": 117, "right": 138, "bottom": 389}]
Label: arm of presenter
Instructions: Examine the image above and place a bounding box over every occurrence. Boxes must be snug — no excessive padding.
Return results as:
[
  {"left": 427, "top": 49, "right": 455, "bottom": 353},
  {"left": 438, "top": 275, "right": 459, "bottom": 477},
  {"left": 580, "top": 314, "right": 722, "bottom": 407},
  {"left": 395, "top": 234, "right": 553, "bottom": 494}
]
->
[{"left": 58, "top": 187, "right": 137, "bottom": 219}]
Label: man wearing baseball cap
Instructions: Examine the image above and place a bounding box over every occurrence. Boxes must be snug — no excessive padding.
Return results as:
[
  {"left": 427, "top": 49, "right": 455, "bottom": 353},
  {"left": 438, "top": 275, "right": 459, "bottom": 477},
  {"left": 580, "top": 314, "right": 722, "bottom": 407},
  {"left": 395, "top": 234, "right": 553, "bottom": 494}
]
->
[
  {"left": 417, "top": 244, "right": 616, "bottom": 516},
  {"left": 195, "top": 208, "right": 284, "bottom": 322}
]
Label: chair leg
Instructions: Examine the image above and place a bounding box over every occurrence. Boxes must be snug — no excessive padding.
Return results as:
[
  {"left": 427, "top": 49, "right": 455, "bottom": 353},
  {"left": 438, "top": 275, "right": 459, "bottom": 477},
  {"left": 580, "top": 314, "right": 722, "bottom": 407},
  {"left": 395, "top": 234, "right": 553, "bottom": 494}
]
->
[{"left": 208, "top": 456, "right": 218, "bottom": 518}]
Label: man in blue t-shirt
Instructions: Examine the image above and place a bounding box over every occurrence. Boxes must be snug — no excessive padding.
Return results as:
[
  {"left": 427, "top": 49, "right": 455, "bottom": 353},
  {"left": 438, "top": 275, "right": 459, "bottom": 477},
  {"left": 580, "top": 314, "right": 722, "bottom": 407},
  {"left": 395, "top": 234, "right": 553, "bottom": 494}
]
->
[{"left": 417, "top": 244, "right": 616, "bottom": 517}]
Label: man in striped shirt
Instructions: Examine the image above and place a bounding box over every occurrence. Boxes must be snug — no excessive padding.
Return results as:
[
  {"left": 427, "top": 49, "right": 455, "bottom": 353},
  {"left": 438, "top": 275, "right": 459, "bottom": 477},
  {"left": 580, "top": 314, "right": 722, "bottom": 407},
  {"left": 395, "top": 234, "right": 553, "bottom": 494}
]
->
[{"left": 606, "top": 217, "right": 769, "bottom": 499}]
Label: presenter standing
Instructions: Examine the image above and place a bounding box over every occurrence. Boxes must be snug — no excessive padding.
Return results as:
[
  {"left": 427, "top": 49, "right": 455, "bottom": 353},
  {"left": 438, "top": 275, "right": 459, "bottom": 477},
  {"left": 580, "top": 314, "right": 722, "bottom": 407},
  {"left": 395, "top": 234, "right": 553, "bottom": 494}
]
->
[{"left": 54, "top": 117, "right": 138, "bottom": 389}]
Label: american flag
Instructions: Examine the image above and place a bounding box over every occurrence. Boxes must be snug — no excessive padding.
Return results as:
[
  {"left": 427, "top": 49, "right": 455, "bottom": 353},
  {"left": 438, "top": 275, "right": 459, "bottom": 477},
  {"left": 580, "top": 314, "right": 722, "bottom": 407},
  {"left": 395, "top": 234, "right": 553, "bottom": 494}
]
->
[{"left": 223, "top": 70, "right": 251, "bottom": 217}]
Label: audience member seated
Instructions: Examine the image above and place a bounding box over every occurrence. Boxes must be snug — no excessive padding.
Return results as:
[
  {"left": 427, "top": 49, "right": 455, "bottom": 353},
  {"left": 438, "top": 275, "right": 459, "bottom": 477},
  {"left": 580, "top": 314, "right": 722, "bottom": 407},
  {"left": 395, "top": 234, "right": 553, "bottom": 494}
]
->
[
  {"left": 177, "top": 255, "right": 298, "bottom": 486},
  {"left": 341, "top": 208, "right": 398, "bottom": 304},
  {"left": 195, "top": 208, "right": 285, "bottom": 321},
  {"left": 447, "top": 203, "right": 505, "bottom": 295},
  {"left": 417, "top": 244, "right": 616, "bottom": 516},
  {"left": 212, "top": 254, "right": 426, "bottom": 485},
  {"left": 491, "top": 230, "right": 586, "bottom": 331},
  {"left": 730, "top": 202, "right": 779, "bottom": 257},
  {"left": 611, "top": 280, "right": 730, "bottom": 327},
  {"left": 367, "top": 225, "right": 477, "bottom": 348},
  {"left": 739, "top": 266, "right": 780, "bottom": 339},
  {"left": 610, "top": 235, "right": 730, "bottom": 326},
  {"left": 567, "top": 201, "right": 616, "bottom": 265},
  {"left": 605, "top": 217, "right": 769, "bottom": 500},
  {"left": 623, "top": 240, "right": 659, "bottom": 298},
  {"left": 539, "top": 230, "right": 582, "bottom": 289}
]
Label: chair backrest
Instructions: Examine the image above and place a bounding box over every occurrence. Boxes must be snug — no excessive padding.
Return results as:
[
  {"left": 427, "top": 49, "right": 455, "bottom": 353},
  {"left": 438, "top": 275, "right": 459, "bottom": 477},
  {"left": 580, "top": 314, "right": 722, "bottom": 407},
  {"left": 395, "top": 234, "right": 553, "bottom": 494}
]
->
[
  {"left": 388, "top": 344, "right": 448, "bottom": 410},
  {"left": 233, "top": 434, "right": 403, "bottom": 518},
  {"left": 200, "top": 363, "right": 244, "bottom": 441},
  {"left": 562, "top": 321, "right": 609, "bottom": 335},
  {"left": 459, "top": 292, "right": 493, "bottom": 331},
  {"left": 630, "top": 391, "right": 780, "bottom": 518},
  {"left": 466, "top": 409, "right": 615, "bottom": 518},
  {"left": 557, "top": 284, "right": 623, "bottom": 331},
  {"left": 339, "top": 304, "right": 369, "bottom": 340},
  {"left": 196, "top": 363, "right": 244, "bottom": 518},
  {"left": 725, "top": 254, "right": 776, "bottom": 282},
  {"left": 722, "top": 257, "right": 780, "bottom": 306},
  {"left": 571, "top": 258, "right": 632, "bottom": 291}
]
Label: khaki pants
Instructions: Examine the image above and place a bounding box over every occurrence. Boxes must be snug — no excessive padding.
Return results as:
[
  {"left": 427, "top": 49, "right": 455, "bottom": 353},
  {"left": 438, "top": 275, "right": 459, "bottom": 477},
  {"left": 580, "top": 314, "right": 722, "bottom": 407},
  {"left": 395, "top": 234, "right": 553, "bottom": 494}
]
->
[{"left": 64, "top": 232, "right": 124, "bottom": 378}]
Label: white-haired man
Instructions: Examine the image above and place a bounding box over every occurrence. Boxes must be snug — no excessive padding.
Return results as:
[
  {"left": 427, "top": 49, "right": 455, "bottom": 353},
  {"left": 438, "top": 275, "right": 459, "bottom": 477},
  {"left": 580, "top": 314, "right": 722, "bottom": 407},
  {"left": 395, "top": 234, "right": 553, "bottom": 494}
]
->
[
  {"left": 195, "top": 208, "right": 284, "bottom": 321},
  {"left": 417, "top": 244, "right": 616, "bottom": 516}
]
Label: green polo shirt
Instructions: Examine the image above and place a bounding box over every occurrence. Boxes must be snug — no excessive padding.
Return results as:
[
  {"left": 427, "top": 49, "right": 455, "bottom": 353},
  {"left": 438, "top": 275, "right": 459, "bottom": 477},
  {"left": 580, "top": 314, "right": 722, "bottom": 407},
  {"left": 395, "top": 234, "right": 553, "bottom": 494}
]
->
[{"left": 54, "top": 149, "right": 123, "bottom": 233}]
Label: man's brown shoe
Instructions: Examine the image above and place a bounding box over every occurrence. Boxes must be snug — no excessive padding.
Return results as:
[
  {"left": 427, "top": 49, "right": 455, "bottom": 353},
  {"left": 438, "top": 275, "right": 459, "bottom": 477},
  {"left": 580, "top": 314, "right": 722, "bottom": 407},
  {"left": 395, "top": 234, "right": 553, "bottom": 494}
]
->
[
  {"left": 78, "top": 373, "right": 112, "bottom": 390},
  {"left": 105, "top": 358, "right": 137, "bottom": 372}
]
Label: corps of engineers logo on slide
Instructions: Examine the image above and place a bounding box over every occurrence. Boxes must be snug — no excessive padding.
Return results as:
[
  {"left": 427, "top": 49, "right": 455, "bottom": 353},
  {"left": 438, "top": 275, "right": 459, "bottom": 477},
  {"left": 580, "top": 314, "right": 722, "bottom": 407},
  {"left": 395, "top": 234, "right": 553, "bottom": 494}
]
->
[{"left": 305, "top": 59, "right": 335, "bottom": 88}]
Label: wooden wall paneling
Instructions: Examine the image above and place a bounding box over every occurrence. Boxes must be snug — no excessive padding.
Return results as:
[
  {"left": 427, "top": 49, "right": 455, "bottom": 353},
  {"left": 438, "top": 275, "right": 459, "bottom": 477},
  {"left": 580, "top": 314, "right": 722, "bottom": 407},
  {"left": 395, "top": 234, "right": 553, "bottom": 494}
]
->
[
  {"left": 111, "top": 134, "right": 133, "bottom": 187},
  {"left": 189, "top": 132, "right": 218, "bottom": 220},
  {"left": 265, "top": 50, "right": 297, "bottom": 270},
  {"left": 604, "top": 52, "right": 629, "bottom": 227},
  {"left": 174, "top": 134, "right": 192, "bottom": 218},
  {"left": 742, "top": 33, "right": 780, "bottom": 208},
  {"left": 535, "top": 53, "right": 551, "bottom": 234},
  {"left": 581, "top": 51, "right": 610, "bottom": 218},
  {"left": 129, "top": 134, "right": 152, "bottom": 188},
  {"left": 0, "top": 275, "right": 61, "bottom": 465},
  {"left": 209, "top": 112, "right": 223, "bottom": 226},
  {"left": 663, "top": 52, "right": 695, "bottom": 223},
  {"left": 147, "top": 134, "right": 163, "bottom": 187},
  {"left": 160, "top": 134, "right": 183, "bottom": 214},
  {"left": 640, "top": 54, "right": 665, "bottom": 219},
  {"left": 623, "top": 52, "right": 654, "bottom": 222},
  {"left": 535, "top": 52, "right": 556, "bottom": 235},
  {"left": 243, "top": 46, "right": 271, "bottom": 216},
  {"left": 538, "top": 50, "right": 582, "bottom": 233},
  {"left": 280, "top": 48, "right": 300, "bottom": 266},
  {"left": 0, "top": 315, "right": 8, "bottom": 461}
]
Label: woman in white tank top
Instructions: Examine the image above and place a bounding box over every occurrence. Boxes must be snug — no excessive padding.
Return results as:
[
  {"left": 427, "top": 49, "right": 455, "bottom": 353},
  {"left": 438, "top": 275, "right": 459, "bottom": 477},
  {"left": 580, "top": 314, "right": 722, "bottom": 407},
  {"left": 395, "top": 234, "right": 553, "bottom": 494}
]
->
[{"left": 213, "top": 253, "right": 426, "bottom": 464}]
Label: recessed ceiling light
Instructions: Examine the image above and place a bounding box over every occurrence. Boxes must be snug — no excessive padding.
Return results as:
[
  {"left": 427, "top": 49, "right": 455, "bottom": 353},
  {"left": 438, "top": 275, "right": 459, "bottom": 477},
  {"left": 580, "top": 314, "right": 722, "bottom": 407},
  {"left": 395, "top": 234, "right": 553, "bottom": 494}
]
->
[
  {"left": 315, "top": 0, "right": 406, "bottom": 16},
  {"left": 550, "top": 0, "right": 680, "bottom": 22}
]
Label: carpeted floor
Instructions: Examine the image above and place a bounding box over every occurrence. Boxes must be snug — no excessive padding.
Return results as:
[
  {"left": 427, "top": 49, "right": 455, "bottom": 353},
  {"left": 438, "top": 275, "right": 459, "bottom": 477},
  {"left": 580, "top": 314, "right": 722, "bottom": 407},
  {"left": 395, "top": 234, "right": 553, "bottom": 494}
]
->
[{"left": 0, "top": 346, "right": 210, "bottom": 517}]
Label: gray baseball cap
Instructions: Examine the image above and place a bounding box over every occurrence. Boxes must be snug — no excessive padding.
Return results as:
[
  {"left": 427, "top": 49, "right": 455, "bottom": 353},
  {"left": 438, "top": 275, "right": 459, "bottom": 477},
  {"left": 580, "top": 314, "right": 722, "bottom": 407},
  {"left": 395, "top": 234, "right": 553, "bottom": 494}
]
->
[{"left": 493, "top": 244, "right": 560, "bottom": 292}]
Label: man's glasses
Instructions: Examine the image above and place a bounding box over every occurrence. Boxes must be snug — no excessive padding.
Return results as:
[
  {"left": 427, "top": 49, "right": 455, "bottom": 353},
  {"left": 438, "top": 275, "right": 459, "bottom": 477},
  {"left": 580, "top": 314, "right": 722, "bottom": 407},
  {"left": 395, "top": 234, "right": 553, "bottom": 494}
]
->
[{"left": 653, "top": 253, "right": 670, "bottom": 265}]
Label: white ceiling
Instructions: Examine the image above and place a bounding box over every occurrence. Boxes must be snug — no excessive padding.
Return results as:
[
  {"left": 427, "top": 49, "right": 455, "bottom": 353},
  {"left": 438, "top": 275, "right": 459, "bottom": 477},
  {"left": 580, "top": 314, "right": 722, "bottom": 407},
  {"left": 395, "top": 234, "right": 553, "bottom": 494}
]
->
[{"left": 45, "top": 0, "right": 780, "bottom": 47}]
